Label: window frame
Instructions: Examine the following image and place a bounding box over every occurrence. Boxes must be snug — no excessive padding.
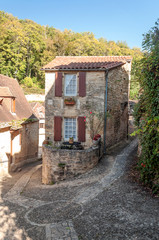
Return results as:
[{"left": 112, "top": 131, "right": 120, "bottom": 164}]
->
[
  {"left": 64, "top": 74, "right": 77, "bottom": 97},
  {"left": 39, "top": 123, "right": 45, "bottom": 129},
  {"left": 64, "top": 117, "right": 77, "bottom": 141}
]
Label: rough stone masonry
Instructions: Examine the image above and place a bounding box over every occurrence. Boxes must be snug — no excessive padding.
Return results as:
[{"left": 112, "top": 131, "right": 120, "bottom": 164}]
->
[
  {"left": 42, "top": 56, "right": 131, "bottom": 183},
  {"left": 42, "top": 144, "right": 100, "bottom": 184},
  {"left": 44, "top": 58, "right": 131, "bottom": 148}
]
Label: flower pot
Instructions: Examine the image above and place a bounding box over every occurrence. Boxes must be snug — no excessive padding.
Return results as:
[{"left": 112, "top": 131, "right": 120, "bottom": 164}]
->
[
  {"left": 65, "top": 101, "right": 75, "bottom": 105},
  {"left": 69, "top": 138, "right": 74, "bottom": 144},
  {"left": 43, "top": 140, "right": 49, "bottom": 145}
]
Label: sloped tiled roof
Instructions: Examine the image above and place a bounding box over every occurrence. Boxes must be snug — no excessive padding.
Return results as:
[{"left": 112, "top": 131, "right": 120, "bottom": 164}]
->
[
  {"left": 42, "top": 56, "right": 132, "bottom": 71},
  {"left": 30, "top": 102, "right": 45, "bottom": 119},
  {"left": 0, "top": 74, "right": 37, "bottom": 123}
]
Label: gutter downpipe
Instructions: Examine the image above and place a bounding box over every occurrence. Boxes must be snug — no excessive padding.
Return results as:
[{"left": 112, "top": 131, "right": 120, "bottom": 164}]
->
[{"left": 103, "top": 69, "right": 109, "bottom": 155}]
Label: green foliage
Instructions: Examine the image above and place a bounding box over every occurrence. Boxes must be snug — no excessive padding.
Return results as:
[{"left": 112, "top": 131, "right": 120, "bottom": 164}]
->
[
  {"left": 0, "top": 11, "right": 142, "bottom": 94},
  {"left": 46, "top": 141, "right": 53, "bottom": 146},
  {"left": 129, "top": 80, "right": 140, "bottom": 100},
  {"left": 134, "top": 19, "right": 159, "bottom": 194},
  {"left": 50, "top": 181, "right": 55, "bottom": 185},
  {"left": 58, "top": 163, "right": 66, "bottom": 168},
  {"left": 21, "top": 77, "right": 33, "bottom": 88},
  {"left": 8, "top": 118, "right": 37, "bottom": 130},
  {"left": 21, "top": 85, "right": 45, "bottom": 95},
  {"left": 130, "top": 48, "right": 143, "bottom": 100}
]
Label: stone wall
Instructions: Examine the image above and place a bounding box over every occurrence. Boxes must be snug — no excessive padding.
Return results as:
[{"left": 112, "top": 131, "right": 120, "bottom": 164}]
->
[
  {"left": 42, "top": 144, "right": 100, "bottom": 184},
  {"left": 45, "top": 61, "right": 131, "bottom": 149},
  {"left": 45, "top": 71, "right": 105, "bottom": 148},
  {"left": 0, "top": 121, "right": 39, "bottom": 173},
  {"left": 105, "top": 62, "right": 131, "bottom": 146},
  {"left": 10, "top": 121, "right": 39, "bottom": 171}
]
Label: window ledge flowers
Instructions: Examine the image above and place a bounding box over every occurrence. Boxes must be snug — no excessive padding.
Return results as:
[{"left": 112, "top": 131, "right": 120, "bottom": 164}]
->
[{"left": 64, "top": 97, "right": 76, "bottom": 105}]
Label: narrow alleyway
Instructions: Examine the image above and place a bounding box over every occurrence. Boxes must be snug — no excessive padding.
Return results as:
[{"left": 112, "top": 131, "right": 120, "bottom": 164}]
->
[{"left": 0, "top": 139, "right": 159, "bottom": 240}]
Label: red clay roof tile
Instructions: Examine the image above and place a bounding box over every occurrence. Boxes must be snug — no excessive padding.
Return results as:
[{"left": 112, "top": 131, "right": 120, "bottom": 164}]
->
[
  {"left": 42, "top": 56, "right": 132, "bottom": 71},
  {"left": 30, "top": 102, "right": 45, "bottom": 119},
  {"left": 0, "top": 74, "right": 37, "bottom": 123}
]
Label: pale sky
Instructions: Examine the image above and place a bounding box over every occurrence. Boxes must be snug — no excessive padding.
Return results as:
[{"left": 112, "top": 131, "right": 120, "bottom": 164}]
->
[{"left": 1, "top": 0, "right": 159, "bottom": 49}]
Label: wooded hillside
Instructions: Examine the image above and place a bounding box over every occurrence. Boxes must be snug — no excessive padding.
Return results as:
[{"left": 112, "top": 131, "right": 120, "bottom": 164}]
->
[{"left": 0, "top": 11, "right": 142, "bottom": 94}]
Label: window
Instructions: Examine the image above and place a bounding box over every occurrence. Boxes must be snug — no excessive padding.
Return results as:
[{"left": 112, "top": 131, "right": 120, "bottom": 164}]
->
[
  {"left": 64, "top": 118, "right": 76, "bottom": 140},
  {"left": 39, "top": 123, "right": 45, "bottom": 129},
  {"left": 64, "top": 74, "right": 77, "bottom": 96}
]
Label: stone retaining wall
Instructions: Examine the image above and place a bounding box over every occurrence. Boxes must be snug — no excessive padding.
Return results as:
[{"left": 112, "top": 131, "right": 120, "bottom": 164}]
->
[{"left": 42, "top": 144, "right": 101, "bottom": 184}]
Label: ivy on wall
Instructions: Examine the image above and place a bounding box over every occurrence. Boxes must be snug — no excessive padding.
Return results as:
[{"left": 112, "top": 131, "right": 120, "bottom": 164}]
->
[{"left": 133, "top": 19, "right": 159, "bottom": 194}]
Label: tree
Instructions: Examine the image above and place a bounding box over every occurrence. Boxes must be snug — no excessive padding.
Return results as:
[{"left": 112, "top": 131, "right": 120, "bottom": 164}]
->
[
  {"left": 0, "top": 11, "right": 143, "bottom": 92},
  {"left": 134, "top": 19, "right": 159, "bottom": 194}
]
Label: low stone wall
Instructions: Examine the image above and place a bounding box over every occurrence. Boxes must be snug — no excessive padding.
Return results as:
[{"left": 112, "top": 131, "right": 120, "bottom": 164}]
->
[{"left": 42, "top": 145, "right": 101, "bottom": 184}]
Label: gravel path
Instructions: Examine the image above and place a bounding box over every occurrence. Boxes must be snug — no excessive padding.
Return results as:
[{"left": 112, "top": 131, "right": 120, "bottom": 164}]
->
[{"left": 0, "top": 138, "right": 159, "bottom": 240}]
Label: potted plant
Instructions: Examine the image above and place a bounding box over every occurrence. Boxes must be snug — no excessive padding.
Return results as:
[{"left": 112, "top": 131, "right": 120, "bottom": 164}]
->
[
  {"left": 93, "top": 134, "right": 101, "bottom": 145},
  {"left": 64, "top": 97, "right": 76, "bottom": 105},
  {"left": 69, "top": 137, "right": 74, "bottom": 144},
  {"left": 43, "top": 140, "right": 49, "bottom": 145}
]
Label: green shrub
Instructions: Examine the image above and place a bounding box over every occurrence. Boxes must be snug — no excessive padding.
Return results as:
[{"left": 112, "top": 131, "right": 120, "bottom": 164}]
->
[{"left": 22, "top": 77, "right": 34, "bottom": 88}]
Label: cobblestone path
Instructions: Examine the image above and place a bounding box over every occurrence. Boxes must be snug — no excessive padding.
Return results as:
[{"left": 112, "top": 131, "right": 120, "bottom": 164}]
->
[
  {"left": 73, "top": 139, "right": 138, "bottom": 204},
  {"left": 1, "top": 138, "right": 159, "bottom": 240}
]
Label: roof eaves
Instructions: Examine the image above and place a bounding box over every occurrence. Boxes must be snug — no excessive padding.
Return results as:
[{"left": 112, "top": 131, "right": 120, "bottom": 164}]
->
[
  {"left": 41, "top": 63, "right": 125, "bottom": 71},
  {"left": 0, "top": 123, "right": 11, "bottom": 130},
  {"left": 106, "top": 62, "right": 125, "bottom": 70},
  {"left": 0, "top": 95, "right": 16, "bottom": 98},
  {"left": 42, "top": 68, "right": 106, "bottom": 71}
]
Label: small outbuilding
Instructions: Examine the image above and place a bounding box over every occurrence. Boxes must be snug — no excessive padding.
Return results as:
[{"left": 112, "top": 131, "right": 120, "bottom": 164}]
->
[
  {"left": 30, "top": 102, "right": 45, "bottom": 155},
  {"left": 0, "top": 74, "right": 39, "bottom": 174}
]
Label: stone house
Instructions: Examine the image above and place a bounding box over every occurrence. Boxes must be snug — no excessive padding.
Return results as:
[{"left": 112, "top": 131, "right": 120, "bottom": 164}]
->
[
  {"left": 0, "top": 74, "right": 39, "bottom": 174},
  {"left": 42, "top": 56, "right": 132, "bottom": 150},
  {"left": 41, "top": 56, "right": 132, "bottom": 184}
]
